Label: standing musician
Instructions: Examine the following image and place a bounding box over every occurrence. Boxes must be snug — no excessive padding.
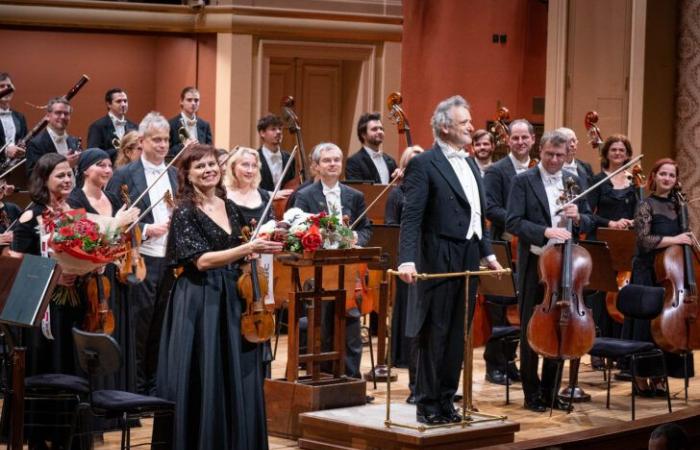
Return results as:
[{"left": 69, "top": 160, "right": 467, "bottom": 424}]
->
[
  {"left": 167, "top": 86, "right": 212, "bottom": 158},
  {"left": 397, "top": 95, "right": 501, "bottom": 425},
  {"left": 25, "top": 97, "right": 81, "bottom": 175},
  {"left": 107, "top": 112, "right": 177, "bottom": 395},
  {"left": 0, "top": 72, "right": 27, "bottom": 162},
  {"left": 470, "top": 129, "right": 495, "bottom": 177},
  {"left": 627, "top": 158, "right": 694, "bottom": 394},
  {"left": 293, "top": 142, "right": 372, "bottom": 379},
  {"left": 345, "top": 112, "right": 399, "bottom": 184},
  {"left": 505, "top": 130, "right": 594, "bottom": 412},
  {"left": 557, "top": 127, "right": 594, "bottom": 189},
  {"left": 157, "top": 144, "right": 283, "bottom": 450},
  {"left": 257, "top": 113, "right": 295, "bottom": 199},
  {"left": 114, "top": 130, "right": 143, "bottom": 169},
  {"left": 87, "top": 88, "right": 138, "bottom": 161},
  {"left": 484, "top": 119, "right": 536, "bottom": 242}
]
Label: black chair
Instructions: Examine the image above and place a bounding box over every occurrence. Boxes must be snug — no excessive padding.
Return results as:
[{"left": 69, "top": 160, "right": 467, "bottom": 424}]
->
[
  {"left": 588, "top": 284, "right": 671, "bottom": 420},
  {"left": 72, "top": 328, "right": 175, "bottom": 450}
]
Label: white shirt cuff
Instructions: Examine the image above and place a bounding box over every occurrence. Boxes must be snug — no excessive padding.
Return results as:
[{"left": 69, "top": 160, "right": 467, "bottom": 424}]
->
[{"left": 398, "top": 262, "right": 415, "bottom": 272}]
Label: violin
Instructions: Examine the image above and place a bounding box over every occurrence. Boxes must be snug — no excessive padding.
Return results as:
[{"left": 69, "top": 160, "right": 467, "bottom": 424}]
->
[
  {"left": 117, "top": 184, "right": 147, "bottom": 285},
  {"left": 83, "top": 272, "right": 115, "bottom": 335},
  {"left": 527, "top": 177, "right": 596, "bottom": 359},
  {"left": 584, "top": 111, "right": 604, "bottom": 152},
  {"left": 651, "top": 185, "right": 700, "bottom": 353},
  {"left": 387, "top": 92, "right": 413, "bottom": 148}
]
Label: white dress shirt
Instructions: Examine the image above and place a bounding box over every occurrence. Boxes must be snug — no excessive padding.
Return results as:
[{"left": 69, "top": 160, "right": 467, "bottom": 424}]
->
[
  {"left": 47, "top": 127, "right": 69, "bottom": 156},
  {"left": 0, "top": 108, "right": 15, "bottom": 145},
  {"left": 530, "top": 163, "right": 565, "bottom": 256},
  {"left": 180, "top": 113, "right": 198, "bottom": 142},
  {"left": 321, "top": 181, "right": 342, "bottom": 218},
  {"left": 363, "top": 146, "right": 390, "bottom": 184},
  {"left": 139, "top": 156, "right": 173, "bottom": 257},
  {"left": 262, "top": 146, "right": 284, "bottom": 185},
  {"left": 109, "top": 112, "right": 126, "bottom": 139},
  {"left": 508, "top": 152, "right": 531, "bottom": 174},
  {"left": 563, "top": 160, "right": 578, "bottom": 173}
]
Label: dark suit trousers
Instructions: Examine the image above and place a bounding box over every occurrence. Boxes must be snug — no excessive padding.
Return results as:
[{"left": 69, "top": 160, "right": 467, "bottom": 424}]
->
[
  {"left": 415, "top": 236, "right": 479, "bottom": 415},
  {"left": 321, "top": 301, "right": 363, "bottom": 378},
  {"left": 519, "top": 254, "right": 561, "bottom": 401},
  {"left": 483, "top": 300, "right": 518, "bottom": 368},
  {"left": 132, "top": 254, "right": 174, "bottom": 395}
]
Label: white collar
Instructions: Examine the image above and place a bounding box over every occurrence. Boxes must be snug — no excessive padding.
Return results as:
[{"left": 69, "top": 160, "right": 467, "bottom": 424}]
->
[
  {"left": 108, "top": 112, "right": 125, "bottom": 122},
  {"left": 180, "top": 112, "right": 197, "bottom": 122},
  {"left": 47, "top": 126, "right": 66, "bottom": 139},
  {"left": 262, "top": 146, "right": 281, "bottom": 158},
  {"left": 321, "top": 181, "right": 340, "bottom": 192},
  {"left": 508, "top": 152, "right": 530, "bottom": 169},
  {"left": 538, "top": 163, "right": 562, "bottom": 180},
  {"left": 141, "top": 155, "right": 166, "bottom": 172},
  {"left": 363, "top": 146, "right": 382, "bottom": 157}
]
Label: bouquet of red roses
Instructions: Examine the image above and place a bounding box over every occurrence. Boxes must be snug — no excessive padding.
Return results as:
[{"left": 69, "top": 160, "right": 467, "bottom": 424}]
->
[
  {"left": 258, "top": 208, "right": 355, "bottom": 253},
  {"left": 43, "top": 208, "right": 126, "bottom": 275}
]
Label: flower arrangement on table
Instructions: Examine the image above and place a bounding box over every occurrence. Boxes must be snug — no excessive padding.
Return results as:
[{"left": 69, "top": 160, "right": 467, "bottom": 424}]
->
[{"left": 257, "top": 207, "right": 356, "bottom": 253}]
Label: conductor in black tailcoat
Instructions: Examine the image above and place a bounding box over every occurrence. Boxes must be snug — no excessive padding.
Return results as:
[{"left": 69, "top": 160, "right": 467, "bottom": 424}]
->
[
  {"left": 0, "top": 73, "right": 28, "bottom": 164},
  {"left": 505, "top": 130, "right": 594, "bottom": 412},
  {"left": 87, "top": 88, "right": 138, "bottom": 161},
  {"left": 167, "top": 87, "right": 212, "bottom": 159},
  {"left": 344, "top": 112, "right": 399, "bottom": 184},
  {"left": 397, "top": 96, "right": 501, "bottom": 425},
  {"left": 293, "top": 142, "right": 371, "bottom": 379},
  {"left": 26, "top": 97, "right": 81, "bottom": 175}
]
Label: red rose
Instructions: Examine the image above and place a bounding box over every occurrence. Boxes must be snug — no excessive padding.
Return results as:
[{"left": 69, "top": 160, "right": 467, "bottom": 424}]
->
[
  {"left": 59, "top": 226, "right": 73, "bottom": 237},
  {"left": 301, "top": 225, "right": 323, "bottom": 252}
]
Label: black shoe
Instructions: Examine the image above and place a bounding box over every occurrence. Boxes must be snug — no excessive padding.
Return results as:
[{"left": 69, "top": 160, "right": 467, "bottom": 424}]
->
[
  {"left": 453, "top": 394, "right": 463, "bottom": 402},
  {"left": 406, "top": 394, "right": 416, "bottom": 404},
  {"left": 524, "top": 397, "right": 547, "bottom": 413},
  {"left": 614, "top": 370, "right": 633, "bottom": 381},
  {"left": 416, "top": 411, "right": 448, "bottom": 425},
  {"left": 485, "top": 368, "right": 509, "bottom": 385},
  {"left": 506, "top": 362, "right": 521, "bottom": 382},
  {"left": 441, "top": 406, "right": 463, "bottom": 423},
  {"left": 543, "top": 396, "right": 573, "bottom": 411},
  {"left": 366, "top": 395, "right": 375, "bottom": 404}
]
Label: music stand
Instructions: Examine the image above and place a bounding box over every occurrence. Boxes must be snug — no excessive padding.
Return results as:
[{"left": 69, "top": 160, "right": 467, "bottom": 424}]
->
[
  {"left": 0, "top": 254, "right": 61, "bottom": 450},
  {"left": 595, "top": 228, "right": 636, "bottom": 272}
]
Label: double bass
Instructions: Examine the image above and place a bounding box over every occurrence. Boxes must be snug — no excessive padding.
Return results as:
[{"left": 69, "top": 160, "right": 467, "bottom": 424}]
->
[
  {"left": 387, "top": 92, "right": 413, "bottom": 148},
  {"left": 652, "top": 186, "right": 700, "bottom": 353}
]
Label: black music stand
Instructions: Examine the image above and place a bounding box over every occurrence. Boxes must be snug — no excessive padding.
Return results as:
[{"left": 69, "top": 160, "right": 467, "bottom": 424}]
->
[
  {"left": 0, "top": 254, "right": 61, "bottom": 450},
  {"left": 595, "top": 228, "right": 637, "bottom": 272}
]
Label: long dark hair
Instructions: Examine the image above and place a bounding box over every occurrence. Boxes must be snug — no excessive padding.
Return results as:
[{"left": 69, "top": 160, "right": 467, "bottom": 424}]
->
[
  {"left": 29, "top": 153, "right": 69, "bottom": 205},
  {"left": 176, "top": 144, "right": 226, "bottom": 206},
  {"left": 647, "top": 158, "right": 678, "bottom": 193}
]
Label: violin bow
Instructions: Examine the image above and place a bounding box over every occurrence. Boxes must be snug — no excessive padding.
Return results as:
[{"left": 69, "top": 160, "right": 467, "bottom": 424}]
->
[
  {"left": 130, "top": 141, "right": 192, "bottom": 209},
  {"left": 124, "top": 191, "right": 171, "bottom": 234},
  {"left": 4, "top": 201, "right": 34, "bottom": 232},
  {"left": 350, "top": 173, "right": 402, "bottom": 230}
]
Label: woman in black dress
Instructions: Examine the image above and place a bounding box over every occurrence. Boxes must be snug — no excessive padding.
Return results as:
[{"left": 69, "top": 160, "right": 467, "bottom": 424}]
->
[
  {"left": 157, "top": 144, "right": 283, "bottom": 450},
  {"left": 587, "top": 135, "right": 639, "bottom": 344},
  {"left": 67, "top": 148, "right": 140, "bottom": 392},
  {"left": 0, "top": 178, "right": 20, "bottom": 249},
  {"left": 629, "top": 158, "right": 694, "bottom": 394}
]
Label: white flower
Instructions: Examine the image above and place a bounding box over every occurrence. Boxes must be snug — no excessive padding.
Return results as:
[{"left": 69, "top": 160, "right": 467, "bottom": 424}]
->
[
  {"left": 258, "top": 219, "right": 277, "bottom": 235},
  {"left": 283, "top": 208, "right": 310, "bottom": 227}
]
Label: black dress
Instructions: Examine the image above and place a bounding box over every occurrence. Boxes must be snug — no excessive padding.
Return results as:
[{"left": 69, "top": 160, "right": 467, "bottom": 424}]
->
[
  {"left": 587, "top": 173, "right": 640, "bottom": 338},
  {"left": 0, "top": 201, "right": 21, "bottom": 233},
  {"left": 157, "top": 200, "right": 268, "bottom": 450},
  {"left": 628, "top": 195, "right": 694, "bottom": 377},
  {"left": 67, "top": 188, "right": 137, "bottom": 393}
]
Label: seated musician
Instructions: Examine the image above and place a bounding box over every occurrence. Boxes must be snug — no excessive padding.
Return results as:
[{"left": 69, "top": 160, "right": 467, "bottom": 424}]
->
[
  {"left": 505, "top": 130, "right": 594, "bottom": 412},
  {"left": 0, "top": 72, "right": 27, "bottom": 163},
  {"left": 345, "top": 112, "right": 399, "bottom": 184},
  {"left": 87, "top": 88, "right": 138, "bottom": 162},
  {"left": 167, "top": 86, "right": 212, "bottom": 158},
  {"left": 25, "top": 97, "right": 81, "bottom": 175},
  {"left": 293, "top": 142, "right": 371, "bottom": 380}
]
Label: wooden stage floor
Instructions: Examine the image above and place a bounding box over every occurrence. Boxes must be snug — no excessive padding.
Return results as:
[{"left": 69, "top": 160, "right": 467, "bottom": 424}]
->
[{"left": 94, "top": 335, "right": 700, "bottom": 449}]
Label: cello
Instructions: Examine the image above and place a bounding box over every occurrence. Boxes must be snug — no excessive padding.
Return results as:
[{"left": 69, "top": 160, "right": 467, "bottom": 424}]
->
[{"left": 651, "top": 185, "right": 700, "bottom": 353}]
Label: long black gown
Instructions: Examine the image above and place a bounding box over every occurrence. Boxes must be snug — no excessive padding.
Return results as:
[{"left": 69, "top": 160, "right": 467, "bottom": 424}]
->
[
  {"left": 587, "top": 173, "right": 639, "bottom": 339},
  {"left": 157, "top": 199, "right": 268, "bottom": 450},
  {"left": 628, "top": 194, "right": 694, "bottom": 378},
  {"left": 67, "top": 188, "right": 137, "bottom": 393}
]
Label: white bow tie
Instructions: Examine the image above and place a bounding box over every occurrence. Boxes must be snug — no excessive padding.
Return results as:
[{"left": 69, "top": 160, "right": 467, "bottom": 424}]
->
[
  {"left": 323, "top": 187, "right": 340, "bottom": 197},
  {"left": 184, "top": 119, "right": 197, "bottom": 127},
  {"left": 447, "top": 150, "right": 467, "bottom": 160},
  {"left": 147, "top": 167, "right": 164, "bottom": 176},
  {"left": 113, "top": 119, "right": 127, "bottom": 127},
  {"left": 369, "top": 150, "right": 383, "bottom": 160},
  {"left": 544, "top": 174, "right": 561, "bottom": 184},
  {"left": 54, "top": 135, "right": 67, "bottom": 144}
]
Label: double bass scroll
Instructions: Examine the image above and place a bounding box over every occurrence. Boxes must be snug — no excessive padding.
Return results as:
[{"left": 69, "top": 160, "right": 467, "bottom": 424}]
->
[{"left": 386, "top": 92, "right": 413, "bottom": 148}]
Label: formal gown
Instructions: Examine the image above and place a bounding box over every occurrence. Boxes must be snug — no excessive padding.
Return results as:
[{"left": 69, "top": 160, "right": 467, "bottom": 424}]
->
[
  {"left": 587, "top": 173, "right": 639, "bottom": 339},
  {"left": 157, "top": 200, "right": 268, "bottom": 450},
  {"left": 627, "top": 195, "right": 694, "bottom": 378}
]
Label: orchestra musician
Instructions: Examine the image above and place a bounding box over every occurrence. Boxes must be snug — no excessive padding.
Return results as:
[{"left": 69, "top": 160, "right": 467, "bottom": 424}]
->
[
  {"left": 114, "top": 130, "right": 143, "bottom": 169},
  {"left": 157, "top": 144, "right": 283, "bottom": 450},
  {"left": 505, "top": 130, "right": 594, "bottom": 412},
  {"left": 167, "top": 86, "right": 212, "bottom": 158},
  {"left": 0, "top": 72, "right": 27, "bottom": 162},
  {"left": 107, "top": 112, "right": 177, "bottom": 395},
  {"left": 86, "top": 88, "right": 138, "bottom": 161},
  {"left": 257, "top": 114, "right": 296, "bottom": 200},
  {"left": 627, "top": 158, "right": 694, "bottom": 395},
  {"left": 397, "top": 95, "right": 501, "bottom": 425},
  {"left": 293, "top": 142, "right": 372, "bottom": 379},
  {"left": 470, "top": 129, "right": 495, "bottom": 176},
  {"left": 345, "top": 112, "right": 399, "bottom": 184},
  {"left": 0, "top": 178, "right": 20, "bottom": 248},
  {"left": 557, "top": 127, "right": 594, "bottom": 189},
  {"left": 485, "top": 119, "right": 536, "bottom": 242},
  {"left": 68, "top": 148, "right": 140, "bottom": 392},
  {"left": 25, "top": 97, "right": 81, "bottom": 175}
]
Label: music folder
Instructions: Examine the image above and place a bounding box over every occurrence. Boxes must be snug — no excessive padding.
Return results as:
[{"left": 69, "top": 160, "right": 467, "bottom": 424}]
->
[{"left": 0, "top": 254, "right": 61, "bottom": 327}]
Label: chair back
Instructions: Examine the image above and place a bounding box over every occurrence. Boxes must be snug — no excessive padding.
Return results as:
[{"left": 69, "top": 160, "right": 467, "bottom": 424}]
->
[
  {"left": 617, "top": 284, "right": 664, "bottom": 320},
  {"left": 72, "top": 327, "right": 122, "bottom": 378}
]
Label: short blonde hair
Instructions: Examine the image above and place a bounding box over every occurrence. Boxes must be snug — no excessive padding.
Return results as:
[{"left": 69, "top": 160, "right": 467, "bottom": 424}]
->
[
  {"left": 224, "top": 146, "right": 262, "bottom": 190},
  {"left": 399, "top": 145, "right": 424, "bottom": 170}
]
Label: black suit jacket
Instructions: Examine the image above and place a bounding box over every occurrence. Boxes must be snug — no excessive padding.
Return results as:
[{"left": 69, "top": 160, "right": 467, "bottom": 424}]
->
[
  {"left": 398, "top": 144, "right": 494, "bottom": 336},
  {"left": 0, "top": 110, "right": 27, "bottom": 148},
  {"left": 292, "top": 181, "right": 371, "bottom": 247},
  {"left": 167, "top": 115, "right": 213, "bottom": 158},
  {"left": 505, "top": 167, "right": 594, "bottom": 295},
  {"left": 258, "top": 147, "right": 296, "bottom": 191},
  {"left": 344, "top": 147, "right": 398, "bottom": 183},
  {"left": 484, "top": 156, "right": 518, "bottom": 240},
  {"left": 25, "top": 129, "right": 80, "bottom": 175},
  {"left": 87, "top": 115, "right": 138, "bottom": 160},
  {"left": 575, "top": 159, "right": 594, "bottom": 189},
  {"left": 106, "top": 158, "right": 178, "bottom": 228}
]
